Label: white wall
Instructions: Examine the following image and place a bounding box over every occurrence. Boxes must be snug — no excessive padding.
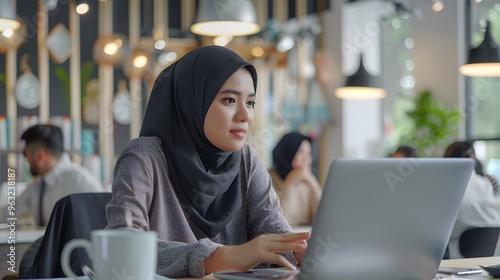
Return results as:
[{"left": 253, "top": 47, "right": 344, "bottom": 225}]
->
[
  {"left": 412, "top": 0, "right": 466, "bottom": 111},
  {"left": 320, "top": 0, "right": 466, "bottom": 180},
  {"left": 341, "top": 1, "right": 386, "bottom": 159}
]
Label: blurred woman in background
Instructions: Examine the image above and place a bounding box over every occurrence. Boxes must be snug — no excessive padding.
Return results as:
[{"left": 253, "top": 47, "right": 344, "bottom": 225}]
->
[{"left": 269, "top": 132, "right": 322, "bottom": 226}]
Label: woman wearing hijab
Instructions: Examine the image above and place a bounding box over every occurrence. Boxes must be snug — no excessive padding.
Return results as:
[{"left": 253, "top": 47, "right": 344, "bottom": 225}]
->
[
  {"left": 105, "top": 46, "right": 309, "bottom": 278},
  {"left": 269, "top": 132, "right": 322, "bottom": 226},
  {"left": 443, "top": 141, "right": 500, "bottom": 258}
]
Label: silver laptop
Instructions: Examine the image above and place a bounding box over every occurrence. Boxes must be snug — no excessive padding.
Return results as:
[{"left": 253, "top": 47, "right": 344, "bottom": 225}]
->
[{"left": 215, "top": 158, "right": 474, "bottom": 280}]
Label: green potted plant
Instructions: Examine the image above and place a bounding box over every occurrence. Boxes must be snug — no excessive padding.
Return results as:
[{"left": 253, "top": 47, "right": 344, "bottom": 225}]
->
[
  {"left": 54, "top": 61, "right": 95, "bottom": 111},
  {"left": 398, "top": 90, "right": 461, "bottom": 157}
]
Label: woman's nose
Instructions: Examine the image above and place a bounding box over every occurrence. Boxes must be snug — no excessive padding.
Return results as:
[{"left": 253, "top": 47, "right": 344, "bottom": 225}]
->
[{"left": 235, "top": 103, "right": 250, "bottom": 122}]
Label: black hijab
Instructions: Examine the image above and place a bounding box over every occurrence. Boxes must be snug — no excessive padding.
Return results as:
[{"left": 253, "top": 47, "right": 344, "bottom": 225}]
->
[
  {"left": 272, "top": 132, "right": 310, "bottom": 180},
  {"left": 140, "top": 46, "right": 257, "bottom": 238}
]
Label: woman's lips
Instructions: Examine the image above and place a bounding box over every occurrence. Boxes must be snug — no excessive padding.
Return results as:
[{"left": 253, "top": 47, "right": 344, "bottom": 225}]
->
[{"left": 230, "top": 129, "right": 246, "bottom": 138}]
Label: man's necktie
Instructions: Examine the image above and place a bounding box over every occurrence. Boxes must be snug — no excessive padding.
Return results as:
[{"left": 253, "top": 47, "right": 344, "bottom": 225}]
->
[{"left": 38, "top": 179, "right": 46, "bottom": 226}]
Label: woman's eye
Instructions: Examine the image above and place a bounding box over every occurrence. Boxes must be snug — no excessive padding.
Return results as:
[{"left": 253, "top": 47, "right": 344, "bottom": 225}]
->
[
  {"left": 247, "top": 100, "right": 256, "bottom": 108},
  {"left": 223, "top": 97, "right": 236, "bottom": 104}
]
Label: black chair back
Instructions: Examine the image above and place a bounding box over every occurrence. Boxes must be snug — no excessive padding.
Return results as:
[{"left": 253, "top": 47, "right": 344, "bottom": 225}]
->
[
  {"left": 459, "top": 227, "right": 500, "bottom": 258},
  {"left": 23, "top": 192, "right": 111, "bottom": 278}
]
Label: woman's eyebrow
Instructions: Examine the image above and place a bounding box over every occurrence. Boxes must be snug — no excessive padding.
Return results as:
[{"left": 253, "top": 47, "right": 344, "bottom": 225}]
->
[{"left": 219, "top": 89, "right": 256, "bottom": 97}]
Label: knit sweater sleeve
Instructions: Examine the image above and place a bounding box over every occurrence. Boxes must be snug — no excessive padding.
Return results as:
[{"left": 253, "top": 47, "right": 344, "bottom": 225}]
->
[
  {"left": 242, "top": 143, "right": 297, "bottom": 265},
  {"left": 105, "top": 138, "right": 220, "bottom": 277}
]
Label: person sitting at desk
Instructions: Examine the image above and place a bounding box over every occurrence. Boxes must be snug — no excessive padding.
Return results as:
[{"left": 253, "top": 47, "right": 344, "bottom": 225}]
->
[
  {"left": 0, "top": 124, "right": 103, "bottom": 226},
  {"left": 444, "top": 141, "right": 500, "bottom": 258},
  {"left": 268, "top": 132, "right": 322, "bottom": 226},
  {"left": 105, "top": 46, "right": 309, "bottom": 278}
]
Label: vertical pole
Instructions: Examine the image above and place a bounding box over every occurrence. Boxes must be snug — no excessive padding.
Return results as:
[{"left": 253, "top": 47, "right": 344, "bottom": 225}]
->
[
  {"left": 181, "top": 0, "right": 194, "bottom": 34},
  {"left": 254, "top": 0, "right": 267, "bottom": 31},
  {"left": 6, "top": 0, "right": 17, "bottom": 168},
  {"left": 69, "top": 0, "right": 81, "bottom": 162},
  {"left": 296, "top": 0, "right": 307, "bottom": 106},
  {"left": 129, "top": 0, "right": 141, "bottom": 139},
  {"left": 98, "top": 0, "right": 114, "bottom": 186},
  {"left": 38, "top": 0, "right": 49, "bottom": 123}
]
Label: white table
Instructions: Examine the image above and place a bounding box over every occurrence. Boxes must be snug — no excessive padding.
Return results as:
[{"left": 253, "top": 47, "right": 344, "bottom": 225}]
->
[{"left": 0, "top": 227, "right": 45, "bottom": 244}]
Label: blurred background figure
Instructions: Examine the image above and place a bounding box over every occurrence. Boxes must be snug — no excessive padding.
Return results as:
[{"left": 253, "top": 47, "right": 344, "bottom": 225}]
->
[
  {"left": 389, "top": 145, "right": 419, "bottom": 158},
  {"left": 474, "top": 158, "right": 499, "bottom": 195},
  {"left": 0, "top": 124, "right": 103, "bottom": 226},
  {"left": 443, "top": 141, "right": 500, "bottom": 258},
  {"left": 269, "top": 132, "right": 322, "bottom": 226}
]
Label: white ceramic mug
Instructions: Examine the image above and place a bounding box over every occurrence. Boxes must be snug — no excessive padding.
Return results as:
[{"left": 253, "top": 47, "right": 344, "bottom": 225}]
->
[{"left": 61, "top": 230, "right": 157, "bottom": 280}]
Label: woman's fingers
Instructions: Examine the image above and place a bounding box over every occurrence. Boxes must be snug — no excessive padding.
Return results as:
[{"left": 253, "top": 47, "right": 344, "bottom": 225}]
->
[
  {"left": 225, "top": 232, "right": 311, "bottom": 271},
  {"left": 252, "top": 232, "right": 310, "bottom": 252},
  {"left": 260, "top": 252, "right": 297, "bottom": 271},
  {"left": 265, "top": 242, "right": 308, "bottom": 253},
  {"left": 266, "top": 232, "right": 311, "bottom": 242}
]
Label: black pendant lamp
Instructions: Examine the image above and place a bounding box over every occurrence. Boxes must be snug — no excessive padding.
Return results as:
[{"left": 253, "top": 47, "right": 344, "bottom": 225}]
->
[
  {"left": 335, "top": 54, "right": 386, "bottom": 99},
  {"left": 460, "top": 20, "right": 500, "bottom": 77}
]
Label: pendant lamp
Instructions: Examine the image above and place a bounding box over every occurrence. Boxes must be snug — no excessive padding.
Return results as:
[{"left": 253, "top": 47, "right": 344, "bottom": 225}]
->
[
  {"left": 0, "top": 0, "right": 20, "bottom": 31},
  {"left": 335, "top": 54, "right": 386, "bottom": 99},
  {"left": 191, "top": 0, "right": 260, "bottom": 37},
  {"left": 460, "top": 21, "right": 500, "bottom": 77}
]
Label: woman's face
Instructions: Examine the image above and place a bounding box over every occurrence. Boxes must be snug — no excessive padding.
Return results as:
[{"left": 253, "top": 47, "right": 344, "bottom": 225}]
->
[
  {"left": 204, "top": 68, "right": 256, "bottom": 152},
  {"left": 292, "top": 140, "right": 312, "bottom": 170}
]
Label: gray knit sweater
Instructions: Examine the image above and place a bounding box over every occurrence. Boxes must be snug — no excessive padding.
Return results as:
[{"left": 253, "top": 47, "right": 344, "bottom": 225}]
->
[{"left": 106, "top": 137, "right": 295, "bottom": 278}]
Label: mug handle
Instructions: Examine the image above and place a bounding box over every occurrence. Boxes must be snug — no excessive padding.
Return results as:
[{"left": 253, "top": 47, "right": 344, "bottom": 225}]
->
[{"left": 61, "top": 239, "right": 93, "bottom": 279}]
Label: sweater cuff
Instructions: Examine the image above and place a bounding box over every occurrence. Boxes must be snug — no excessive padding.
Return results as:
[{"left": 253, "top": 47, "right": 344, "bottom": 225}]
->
[{"left": 188, "top": 238, "right": 220, "bottom": 277}]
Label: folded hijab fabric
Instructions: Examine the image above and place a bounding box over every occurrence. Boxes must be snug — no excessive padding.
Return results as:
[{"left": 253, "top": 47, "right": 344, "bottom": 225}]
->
[
  {"left": 140, "top": 45, "right": 257, "bottom": 238},
  {"left": 272, "top": 132, "right": 310, "bottom": 180}
]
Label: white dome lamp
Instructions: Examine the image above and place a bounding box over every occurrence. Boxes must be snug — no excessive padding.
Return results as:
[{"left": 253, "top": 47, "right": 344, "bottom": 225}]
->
[
  {"left": 191, "top": 0, "right": 260, "bottom": 37},
  {"left": 0, "top": 0, "right": 20, "bottom": 31}
]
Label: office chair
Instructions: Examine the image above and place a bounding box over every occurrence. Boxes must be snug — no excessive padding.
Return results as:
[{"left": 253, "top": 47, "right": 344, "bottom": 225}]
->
[
  {"left": 20, "top": 192, "right": 112, "bottom": 278},
  {"left": 459, "top": 227, "right": 500, "bottom": 258}
]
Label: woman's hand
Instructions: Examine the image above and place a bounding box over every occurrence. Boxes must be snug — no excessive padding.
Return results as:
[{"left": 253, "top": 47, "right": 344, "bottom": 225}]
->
[{"left": 204, "top": 232, "right": 310, "bottom": 274}]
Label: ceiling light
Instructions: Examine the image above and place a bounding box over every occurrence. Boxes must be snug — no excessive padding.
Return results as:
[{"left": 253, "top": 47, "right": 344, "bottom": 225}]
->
[
  {"left": 2, "top": 28, "right": 13, "bottom": 38},
  {"left": 335, "top": 54, "right": 386, "bottom": 99},
  {"left": 93, "top": 34, "right": 127, "bottom": 66},
  {"left": 76, "top": 3, "right": 89, "bottom": 15},
  {"left": 0, "top": 0, "right": 20, "bottom": 31},
  {"left": 154, "top": 39, "right": 166, "bottom": 50},
  {"left": 460, "top": 21, "right": 500, "bottom": 77},
  {"left": 132, "top": 54, "right": 148, "bottom": 68},
  {"left": 191, "top": 0, "right": 260, "bottom": 37},
  {"left": 431, "top": 0, "right": 443, "bottom": 12},
  {"left": 124, "top": 49, "right": 149, "bottom": 78},
  {"left": 251, "top": 46, "right": 264, "bottom": 58}
]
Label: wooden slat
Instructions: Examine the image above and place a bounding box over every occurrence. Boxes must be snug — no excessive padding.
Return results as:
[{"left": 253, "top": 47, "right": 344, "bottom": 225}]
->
[
  {"left": 98, "top": 0, "right": 114, "bottom": 186},
  {"left": 38, "top": 0, "right": 49, "bottom": 123},
  {"left": 181, "top": 0, "right": 194, "bottom": 33},
  {"left": 129, "top": 0, "right": 141, "bottom": 139},
  {"left": 69, "top": 0, "right": 81, "bottom": 161}
]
